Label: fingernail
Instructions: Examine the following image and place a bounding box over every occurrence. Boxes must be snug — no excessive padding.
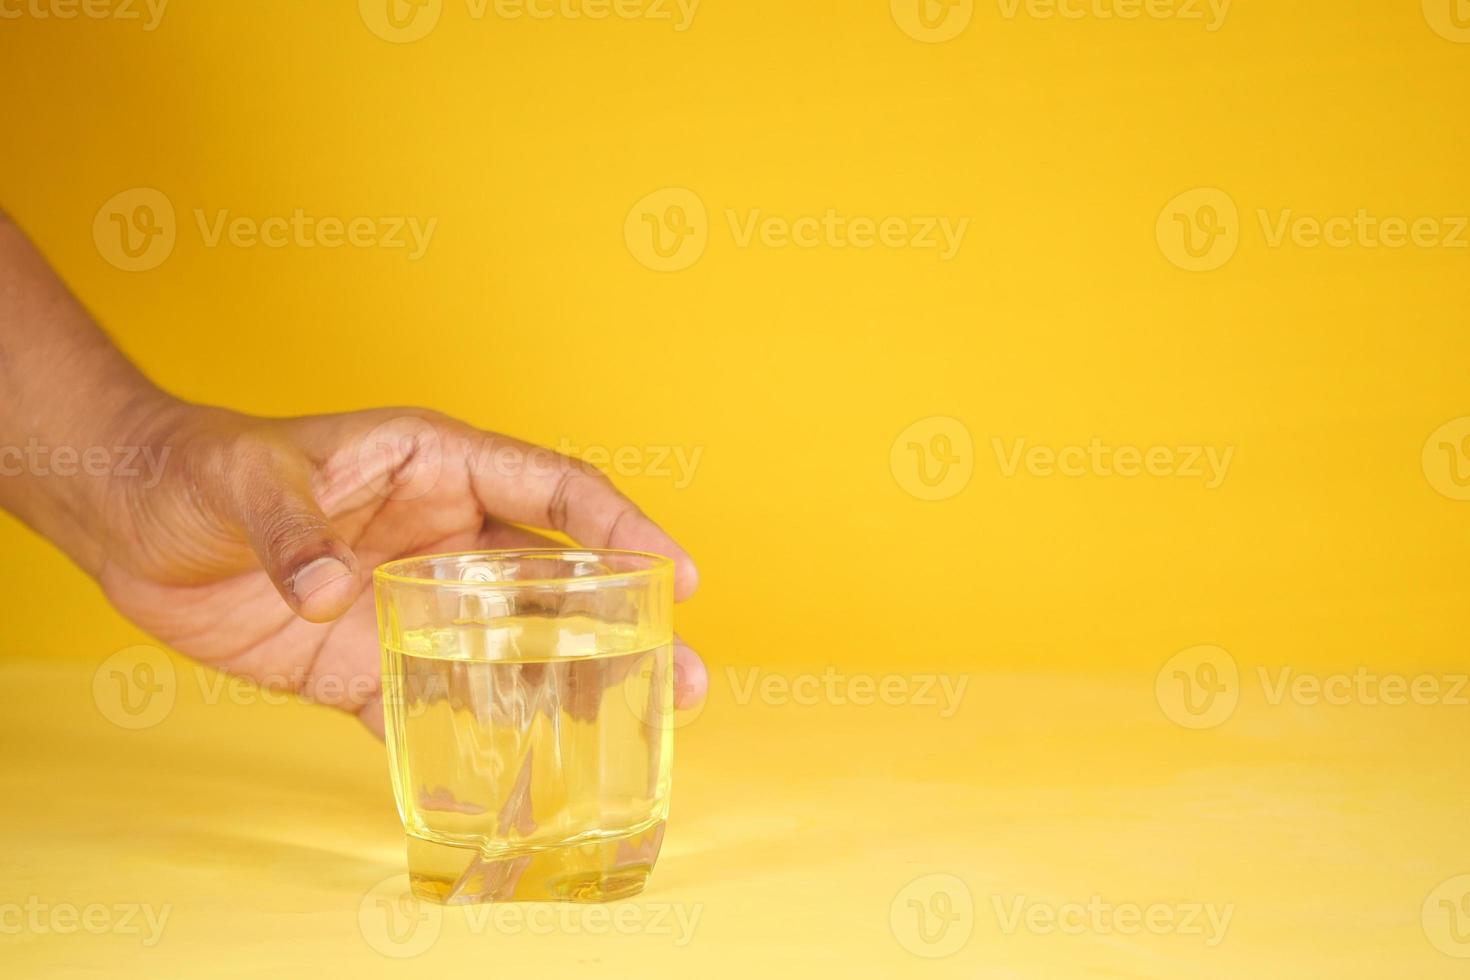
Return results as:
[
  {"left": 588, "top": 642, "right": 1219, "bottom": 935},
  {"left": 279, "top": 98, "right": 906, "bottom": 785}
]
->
[{"left": 291, "top": 556, "right": 352, "bottom": 602}]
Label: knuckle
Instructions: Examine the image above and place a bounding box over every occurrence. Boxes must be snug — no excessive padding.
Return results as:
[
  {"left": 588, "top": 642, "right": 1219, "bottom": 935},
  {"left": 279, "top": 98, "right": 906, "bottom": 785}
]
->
[
  {"left": 546, "top": 462, "right": 620, "bottom": 534},
  {"left": 547, "top": 466, "right": 579, "bottom": 530},
  {"left": 219, "top": 425, "right": 295, "bottom": 485},
  {"left": 603, "top": 501, "right": 640, "bottom": 546},
  {"left": 547, "top": 463, "right": 601, "bottom": 527}
]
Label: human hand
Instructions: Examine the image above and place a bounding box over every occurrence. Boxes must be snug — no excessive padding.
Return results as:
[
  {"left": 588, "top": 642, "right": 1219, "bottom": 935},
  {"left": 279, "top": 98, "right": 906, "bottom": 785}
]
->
[{"left": 89, "top": 401, "right": 708, "bottom": 735}]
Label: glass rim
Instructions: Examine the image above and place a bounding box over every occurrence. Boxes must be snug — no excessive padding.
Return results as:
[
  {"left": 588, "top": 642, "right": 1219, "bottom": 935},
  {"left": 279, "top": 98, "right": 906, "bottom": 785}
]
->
[{"left": 371, "top": 547, "right": 674, "bottom": 591}]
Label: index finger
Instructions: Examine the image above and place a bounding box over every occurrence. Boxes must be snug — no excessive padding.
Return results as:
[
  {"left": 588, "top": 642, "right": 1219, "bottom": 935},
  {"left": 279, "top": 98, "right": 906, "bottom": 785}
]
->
[{"left": 459, "top": 430, "right": 699, "bottom": 601}]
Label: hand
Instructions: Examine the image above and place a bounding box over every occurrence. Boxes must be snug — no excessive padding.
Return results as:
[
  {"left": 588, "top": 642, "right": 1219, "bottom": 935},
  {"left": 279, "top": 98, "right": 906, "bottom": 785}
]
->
[{"left": 90, "top": 400, "right": 708, "bottom": 736}]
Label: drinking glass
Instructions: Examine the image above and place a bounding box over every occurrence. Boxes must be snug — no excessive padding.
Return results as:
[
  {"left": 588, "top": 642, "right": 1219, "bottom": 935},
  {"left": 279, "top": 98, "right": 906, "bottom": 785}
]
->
[{"left": 373, "top": 549, "right": 675, "bottom": 904}]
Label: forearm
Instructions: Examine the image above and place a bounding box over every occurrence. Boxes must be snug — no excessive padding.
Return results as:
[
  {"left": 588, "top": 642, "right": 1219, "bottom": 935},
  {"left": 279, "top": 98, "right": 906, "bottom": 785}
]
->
[{"left": 0, "top": 211, "right": 180, "bottom": 572}]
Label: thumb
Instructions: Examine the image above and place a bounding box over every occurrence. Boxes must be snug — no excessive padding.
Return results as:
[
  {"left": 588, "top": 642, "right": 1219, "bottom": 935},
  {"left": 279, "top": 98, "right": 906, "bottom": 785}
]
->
[{"left": 229, "top": 446, "right": 360, "bottom": 623}]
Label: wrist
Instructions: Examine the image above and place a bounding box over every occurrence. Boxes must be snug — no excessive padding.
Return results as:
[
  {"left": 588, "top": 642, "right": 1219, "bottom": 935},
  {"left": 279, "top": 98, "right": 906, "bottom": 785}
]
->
[
  {"left": 4, "top": 382, "right": 188, "bottom": 575},
  {"left": 87, "top": 394, "right": 243, "bottom": 566}
]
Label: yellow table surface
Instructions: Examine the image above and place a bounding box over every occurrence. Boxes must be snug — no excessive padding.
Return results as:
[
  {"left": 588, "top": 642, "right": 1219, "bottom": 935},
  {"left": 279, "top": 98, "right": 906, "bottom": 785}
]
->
[
  {"left": 2, "top": 1, "right": 1469, "bottom": 977},
  {"left": 4, "top": 652, "right": 1468, "bottom": 978}
]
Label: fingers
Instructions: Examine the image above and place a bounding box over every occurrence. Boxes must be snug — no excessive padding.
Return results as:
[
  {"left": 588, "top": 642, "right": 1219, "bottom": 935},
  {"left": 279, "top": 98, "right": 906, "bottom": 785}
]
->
[
  {"left": 357, "top": 647, "right": 705, "bottom": 739},
  {"left": 477, "top": 520, "right": 564, "bottom": 551},
  {"left": 480, "top": 520, "right": 709, "bottom": 710},
  {"left": 356, "top": 694, "right": 385, "bottom": 739},
  {"left": 673, "top": 637, "right": 707, "bottom": 709},
  {"left": 227, "top": 439, "right": 359, "bottom": 623},
  {"left": 461, "top": 433, "right": 699, "bottom": 601}
]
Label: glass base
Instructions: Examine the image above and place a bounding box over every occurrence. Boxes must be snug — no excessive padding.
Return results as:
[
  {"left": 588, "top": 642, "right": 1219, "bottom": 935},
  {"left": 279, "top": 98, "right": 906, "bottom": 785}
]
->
[{"left": 406, "top": 820, "right": 665, "bottom": 904}]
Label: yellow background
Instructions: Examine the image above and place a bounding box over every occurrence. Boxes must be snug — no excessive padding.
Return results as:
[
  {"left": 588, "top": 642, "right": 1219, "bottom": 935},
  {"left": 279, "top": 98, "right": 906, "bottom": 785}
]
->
[{"left": 2, "top": 1, "right": 1469, "bottom": 976}]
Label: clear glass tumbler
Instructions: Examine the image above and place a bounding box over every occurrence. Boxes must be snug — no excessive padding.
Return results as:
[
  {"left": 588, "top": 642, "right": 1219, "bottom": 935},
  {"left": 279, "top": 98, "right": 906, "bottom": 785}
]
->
[{"left": 373, "top": 549, "right": 675, "bottom": 904}]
